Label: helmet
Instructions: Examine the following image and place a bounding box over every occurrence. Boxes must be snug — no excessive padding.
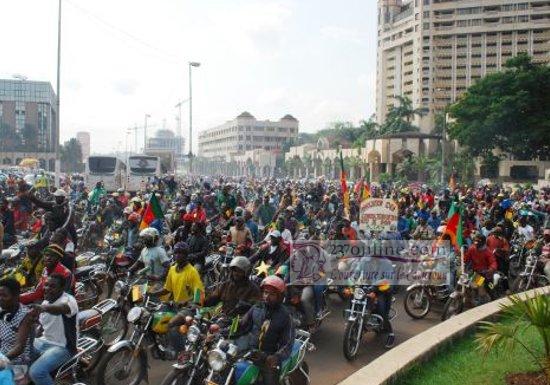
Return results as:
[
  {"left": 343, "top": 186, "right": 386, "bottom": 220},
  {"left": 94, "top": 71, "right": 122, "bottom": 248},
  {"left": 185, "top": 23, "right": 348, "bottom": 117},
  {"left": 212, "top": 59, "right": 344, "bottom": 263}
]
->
[
  {"left": 123, "top": 206, "right": 133, "bottom": 215},
  {"left": 229, "top": 256, "right": 251, "bottom": 273},
  {"left": 269, "top": 230, "right": 281, "bottom": 239},
  {"left": 53, "top": 189, "right": 67, "bottom": 197},
  {"left": 173, "top": 242, "right": 189, "bottom": 254},
  {"left": 128, "top": 213, "right": 141, "bottom": 223},
  {"left": 234, "top": 206, "right": 244, "bottom": 217},
  {"left": 139, "top": 227, "right": 159, "bottom": 239},
  {"left": 117, "top": 188, "right": 125, "bottom": 193},
  {"left": 261, "top": 275, "right": 286, "bottom": 294}
]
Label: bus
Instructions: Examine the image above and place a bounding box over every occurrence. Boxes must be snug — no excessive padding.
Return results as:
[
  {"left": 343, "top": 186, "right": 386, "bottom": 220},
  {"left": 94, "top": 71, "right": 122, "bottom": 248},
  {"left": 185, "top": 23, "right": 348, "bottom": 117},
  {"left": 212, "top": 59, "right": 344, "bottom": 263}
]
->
[
  {"left": 86, "top": 156, "right": 126, "bottom": 191},
  {"left": 126, "top": 155, "right": 161, "bottom": 192}
]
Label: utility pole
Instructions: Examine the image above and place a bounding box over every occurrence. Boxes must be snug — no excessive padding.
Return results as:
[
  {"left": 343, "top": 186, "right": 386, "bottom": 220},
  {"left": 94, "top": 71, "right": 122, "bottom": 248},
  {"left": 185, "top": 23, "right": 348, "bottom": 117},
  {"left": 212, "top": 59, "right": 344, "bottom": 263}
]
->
[
  {"left": 441, "top": 113, "right": 448, "bottom": 186},
  {"left": 188, "top": 62, "right": 200, "bottom": 175},
  {"left": 144, "top": 114, "right": 151, "bottom": 153},
  {"left": 55, "top": 0, "right": 62, "bottom": 186}
]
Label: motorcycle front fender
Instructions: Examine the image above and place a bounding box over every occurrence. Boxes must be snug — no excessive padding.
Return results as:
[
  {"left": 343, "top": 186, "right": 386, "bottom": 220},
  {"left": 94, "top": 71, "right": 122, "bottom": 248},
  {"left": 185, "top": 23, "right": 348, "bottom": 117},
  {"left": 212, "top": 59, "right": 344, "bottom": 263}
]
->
[
  {"left": 107, "top": 339, "right": 135, "bottom": 353},
  {"left": 449, "top": 291, "right": 462, "bottom": 299},
  {"left": 406, "top": 284, "right": 422, "bottom": 292}
]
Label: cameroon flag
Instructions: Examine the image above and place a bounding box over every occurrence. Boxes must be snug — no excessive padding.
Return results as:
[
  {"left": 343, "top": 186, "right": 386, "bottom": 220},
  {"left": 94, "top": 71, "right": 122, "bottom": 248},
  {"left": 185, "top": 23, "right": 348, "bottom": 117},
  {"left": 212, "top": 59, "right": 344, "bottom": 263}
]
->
[
  {"left": 139, "top": 194, "right": 164, "bottom": 230},
  {"left": 443, "top": 202, "right": 463, "bottom": 249}
]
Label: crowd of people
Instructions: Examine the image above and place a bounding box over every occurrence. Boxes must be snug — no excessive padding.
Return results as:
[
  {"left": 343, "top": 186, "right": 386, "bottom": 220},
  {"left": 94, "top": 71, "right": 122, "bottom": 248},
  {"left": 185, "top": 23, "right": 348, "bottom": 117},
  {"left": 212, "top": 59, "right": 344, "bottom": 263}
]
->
[{"left": 0, "top": 171, "right": 548, "bottom": 384}]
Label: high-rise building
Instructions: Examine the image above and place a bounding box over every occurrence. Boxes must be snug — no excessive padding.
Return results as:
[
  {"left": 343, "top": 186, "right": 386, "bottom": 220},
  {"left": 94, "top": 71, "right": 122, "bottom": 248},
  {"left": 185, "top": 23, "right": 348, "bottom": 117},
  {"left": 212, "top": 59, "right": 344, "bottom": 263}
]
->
[
  {"left": 0, "top": 79, "right": 58, "bottom": 169},
  {"left": 376, "top": 0, "right": 550, "bottom": 133},
  {"left": 198, "top": 112, "right": 299, "bottom": 160},
  {"left": 76, "top": 131, "right": 91, "bottom": 163}
]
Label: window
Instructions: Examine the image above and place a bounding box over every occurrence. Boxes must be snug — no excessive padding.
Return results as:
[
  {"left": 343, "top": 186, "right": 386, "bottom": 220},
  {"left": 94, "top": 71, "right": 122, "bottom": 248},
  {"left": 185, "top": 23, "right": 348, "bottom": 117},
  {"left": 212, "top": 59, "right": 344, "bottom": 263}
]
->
[
  {"left": 423, "top": 11, "right": 430, "bottom": 18},
  {"left": 15, "top": 101, "right": 25, "bottom": 134},
  {"left": 423, "top": 0, "right": 430, "bottom": 5},
  {"left": 518, "top": 3, "right": 528, "bottom": 10},
  {"left": 518, "top": 15, "right": 529, "bottom": 22},
  {"left": 503, "top": 17, "right": 515, "bottom": 23}
]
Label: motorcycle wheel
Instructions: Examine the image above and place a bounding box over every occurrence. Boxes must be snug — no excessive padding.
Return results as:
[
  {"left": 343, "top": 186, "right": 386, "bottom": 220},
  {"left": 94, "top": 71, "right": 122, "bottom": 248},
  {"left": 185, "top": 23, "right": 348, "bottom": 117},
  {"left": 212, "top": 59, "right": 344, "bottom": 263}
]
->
[
  {"left": 160, "top": 368, "right": 193, "bottom": 385},
  {"left": 101, "top": 308, "right": 128, "bottom": 345},
  {"left": 404, "top": 287, "right": 431, "bottom": 320},
  {"left": 510, "top": 276, "right": 528, "bottom": 293},
  {"left": 288, "top": 361, "right": 310, "bottom": 385},
  {"left": 95, "top": 346, "right": 146, "bottom": 385},
  {"left": 342, "top": 320, "right": 362, "bottom": 361},
  {"left": 441, "top": 296, "right": 464, "bottom": 321}
]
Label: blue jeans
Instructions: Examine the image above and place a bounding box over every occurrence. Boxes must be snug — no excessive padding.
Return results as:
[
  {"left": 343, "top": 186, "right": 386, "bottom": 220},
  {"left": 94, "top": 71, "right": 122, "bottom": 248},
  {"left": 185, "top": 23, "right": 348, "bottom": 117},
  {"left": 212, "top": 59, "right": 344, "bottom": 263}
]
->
[{"left": 29, "top": 339, "right": 71, "bottom": 385}]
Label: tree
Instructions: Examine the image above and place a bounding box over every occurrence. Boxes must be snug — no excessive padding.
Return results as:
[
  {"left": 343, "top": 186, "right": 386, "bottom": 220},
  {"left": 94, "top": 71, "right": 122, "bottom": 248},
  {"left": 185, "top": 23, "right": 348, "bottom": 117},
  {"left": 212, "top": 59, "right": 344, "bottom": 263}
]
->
[
  {"left": 380, "top": 96, "right": 424, "bottom": 135},
  {"left": 60, "top": 138, "right": 83, "bottom": 172},
  {"left": 448, "top": 54, "right": 550, "bottom": 160}
]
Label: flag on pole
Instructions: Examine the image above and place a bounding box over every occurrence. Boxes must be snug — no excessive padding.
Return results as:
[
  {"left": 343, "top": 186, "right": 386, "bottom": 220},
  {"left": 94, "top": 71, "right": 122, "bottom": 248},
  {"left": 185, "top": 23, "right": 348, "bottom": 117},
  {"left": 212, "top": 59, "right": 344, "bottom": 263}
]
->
[
  {"left": 339, "top": 150, "right": 350, "bottom": 216},
  {"left": 139, "top": 194, "right": 164, "bottom": 230},
  {"left": 443, "top": 201, "right": 463, "bottom": 249},
  {"left": 449, "top": 172, "right": 457, "bottom": 192},
  {"left": 362, "top": 181, "right": 371, "bottom": 201}
]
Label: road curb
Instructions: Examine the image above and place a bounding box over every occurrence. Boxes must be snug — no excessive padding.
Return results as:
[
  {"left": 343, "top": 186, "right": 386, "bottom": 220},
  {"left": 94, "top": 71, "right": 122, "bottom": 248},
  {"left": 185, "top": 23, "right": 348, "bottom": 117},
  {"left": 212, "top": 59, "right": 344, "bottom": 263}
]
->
[{"left": 337, "top": 286, "right": 550, "bottom": 385}]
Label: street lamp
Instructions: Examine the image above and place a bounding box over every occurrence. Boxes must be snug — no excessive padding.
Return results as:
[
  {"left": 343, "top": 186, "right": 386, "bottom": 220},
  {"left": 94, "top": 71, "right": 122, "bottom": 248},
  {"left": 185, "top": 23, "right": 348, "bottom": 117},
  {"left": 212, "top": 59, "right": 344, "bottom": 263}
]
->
[
  {"left": 188, "top": 61, "right": 200, "bottom": 175},
  {"left": 144, "top": 114, "right": 151, "bottom": 152},
  {"left": 55, "top": 0, "right": 62, "bottom": 186}
]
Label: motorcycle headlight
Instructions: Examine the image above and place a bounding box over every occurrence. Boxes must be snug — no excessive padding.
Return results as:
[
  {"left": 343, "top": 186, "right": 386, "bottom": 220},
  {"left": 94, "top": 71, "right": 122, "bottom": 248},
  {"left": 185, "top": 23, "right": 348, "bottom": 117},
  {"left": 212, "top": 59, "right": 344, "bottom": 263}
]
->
[
  {"left": 207, "top": 349, "right": 227, "bottom": 372},
  {"left": 353, "top": 287, "right": 365, "bottom": 300},
  {"left": 127, "top": 307, "right": 143, "bottom": 323},
  {"left": 187, "top": 325, "right": 200, "bottom": 343},
  {"left": 526, "top": 256, "right": 534, "bottom": 266}
]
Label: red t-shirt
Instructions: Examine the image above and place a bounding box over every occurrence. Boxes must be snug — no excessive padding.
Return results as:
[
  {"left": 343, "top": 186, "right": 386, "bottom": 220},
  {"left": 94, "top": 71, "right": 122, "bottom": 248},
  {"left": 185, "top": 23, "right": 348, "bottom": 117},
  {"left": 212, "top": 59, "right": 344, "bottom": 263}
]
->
[
  {"left": 464, "top": 245, "right": 497, "bottom": 273},
  {"left": 20, "top": 263, "right": 74, "bottom": 304}
]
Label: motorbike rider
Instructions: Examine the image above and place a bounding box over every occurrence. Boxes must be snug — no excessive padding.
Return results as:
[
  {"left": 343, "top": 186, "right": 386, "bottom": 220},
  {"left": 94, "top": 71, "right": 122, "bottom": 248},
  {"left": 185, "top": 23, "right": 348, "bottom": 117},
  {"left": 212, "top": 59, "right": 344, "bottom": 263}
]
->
[
  {"left": 150, "top": 241, "right": 204, "bottom": 303},
  {"left": 24, "top": 188, "right": 78, "bottom": 249},
  {"left": 227, "top": 216, "right": 253, "bottom": 257},
  {"left": 412, "top": 217, "right": 434, "bottom": 240},
  {"left": 250, "top": 230, "right": 289, "bottom": 271},
  {"left": 486, "top": 224, "right": 510, "bottom": 275},
  {"left": 0, "top": 199, "right": 16, "bottom": 249},
  {"left": 88, "top": 181, "right": 106, "bottom": 209},
  {"left": 28, "top": 274, "right": 79, "bottom": 385},
  {"left": 216, "top": 184, "right": 237, "bottom": 212},
  {"left": 129, "top": 227, "right": 170, "bottom": 283},
  {"left": 20, "top": 244, "right": 74, "bottom": 305},
  {"left": 0, "top": 278, "right": 34, "bottom": 366},
  {"left": 537, "top": 228, "right": 550, "bottom": 280},
  {"left": 517, "top": 215, "right": 535, "bottom": 241},
  {"left": 255, "top": 194, "right": 276, "bottom": 228},
  {"left": 203, "top": 256, "right": 261, "bottom": 315},
  {"left": 464, "top": 233, "right": 498, "bottom": 304},
  {"left": 235, "top": 275, "right": 295, "bottom": 385},
  {"left": 187, "top": 222, "right": 210, "bottom": 272}
]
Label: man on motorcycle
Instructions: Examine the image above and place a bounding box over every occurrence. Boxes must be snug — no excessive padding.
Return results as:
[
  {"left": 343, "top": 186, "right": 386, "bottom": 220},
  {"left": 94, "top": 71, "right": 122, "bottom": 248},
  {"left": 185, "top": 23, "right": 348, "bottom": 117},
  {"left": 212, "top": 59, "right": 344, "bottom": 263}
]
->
[
  {"left": 255, "top": 194, "right": 276, "bottom": 228},
  {"left": 20, "top": 244, "right": 74, "bottom": 305},
  {"left": 464, "top": 234, "right": 498, "bottom": 304},
  {"left": 28, "top": 273, "right": 79, "bottom": 385},
  {"left": 129, "top": 228, "right": 170, "bottom": 283},
  {"left": 412, "top": 218, "right": 434, "bottom": 240},
  {"left": 150, "top": 242, "right": 204, "bottom": 303},
  {"left": 0, "top": 278, "right": 34, "bottom": 366},
  {"left": 486, "top": 225, "right": 510, "bottom": 275},
  {"left": 250, "top": 231, "right": 289, "bottom": 271},
  {"left": 25, "top": 188, "right": 78, "bottom": 249},
  {"left": 203, "top": 256, "right": 261, "bottom": 314},
  {"left": 88, "top": 181, "right": 107, "bottom": 208},
  {"left": 187, "top": 222, "right": 209, "bottom": 272},
  {"left": 236, "top": 275, "right": 295, "bottom": 385},
  {"left": 537, "top": 228, "right": 550, "bottom": 280},
  {"left": 227, "top": 217, "right": 253, "bottom": 257}
]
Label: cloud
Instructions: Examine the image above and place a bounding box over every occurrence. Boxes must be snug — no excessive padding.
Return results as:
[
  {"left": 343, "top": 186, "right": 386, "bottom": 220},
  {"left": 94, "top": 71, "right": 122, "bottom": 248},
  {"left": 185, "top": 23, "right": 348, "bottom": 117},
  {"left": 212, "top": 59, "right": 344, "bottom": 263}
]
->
[
  {"left": 320, "top": 25, "right": 367, "bottom": 45},
  {"left": 112, "top": 78, "right": 139, "bottom": 95}
]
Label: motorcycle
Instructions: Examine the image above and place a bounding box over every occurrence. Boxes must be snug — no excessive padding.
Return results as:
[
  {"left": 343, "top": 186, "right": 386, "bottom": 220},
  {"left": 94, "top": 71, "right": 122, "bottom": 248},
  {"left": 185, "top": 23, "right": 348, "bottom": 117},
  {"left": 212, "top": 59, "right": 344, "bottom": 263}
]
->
[
  {"left": 94, "top": 293, "right": 177, "bottom": 385},
  {"left": 286, "top": 285, "right": 330, "bottom": 331},
  {"left": 204, "top": 329, "right": 313, "bottom": 385},
  {"left": 204, "top": 243, "right": 236, "bottom": 290},
  {"left": 73, "top": 263, "right": 106, "bottom": 310},
  {"left": 511, "top": 251, "right": 549, "bottom": 293},
  {"left": 342, "top": 285, "right": 396, "bottom": 361},
  {"left": 159, "top": 312, "right": 223, "bottom": 385}
]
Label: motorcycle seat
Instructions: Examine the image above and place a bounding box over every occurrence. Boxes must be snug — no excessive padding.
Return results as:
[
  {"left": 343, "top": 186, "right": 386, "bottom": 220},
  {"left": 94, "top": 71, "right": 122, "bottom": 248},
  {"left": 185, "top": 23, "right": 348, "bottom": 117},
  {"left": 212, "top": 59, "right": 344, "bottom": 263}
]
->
[
  {"left": 75, "top": 265, "right": 96, "bottom": 279},
  {"left": 77, "top": 308, "right": 101, "bottom": 330}
]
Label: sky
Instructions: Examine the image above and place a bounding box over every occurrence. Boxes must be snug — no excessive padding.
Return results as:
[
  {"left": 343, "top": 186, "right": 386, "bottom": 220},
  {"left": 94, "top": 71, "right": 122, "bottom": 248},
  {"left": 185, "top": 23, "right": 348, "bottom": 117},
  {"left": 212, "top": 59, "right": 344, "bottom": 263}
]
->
[{"left": 0, "top": 0, "right": 378, "bottom": 154}]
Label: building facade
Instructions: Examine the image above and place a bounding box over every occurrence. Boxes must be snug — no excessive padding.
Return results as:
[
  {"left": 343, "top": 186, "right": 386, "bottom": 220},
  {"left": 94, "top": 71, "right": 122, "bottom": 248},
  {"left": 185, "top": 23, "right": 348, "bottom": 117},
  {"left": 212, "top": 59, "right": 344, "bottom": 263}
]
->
[
  {"left": 198, "top": 112, "right": 299, "bottom": 160},
  {"left": 0, "top": 79, "right": 58, "bottom": 169},
  {"left": 146, "top": 129, "right": 184, "bottom": 156},
  {"left": 376, "top": 0, "right": 550, "bottom": 133},
  {"left": 76, "top": 131, "right": 90, "bottom": 163}
]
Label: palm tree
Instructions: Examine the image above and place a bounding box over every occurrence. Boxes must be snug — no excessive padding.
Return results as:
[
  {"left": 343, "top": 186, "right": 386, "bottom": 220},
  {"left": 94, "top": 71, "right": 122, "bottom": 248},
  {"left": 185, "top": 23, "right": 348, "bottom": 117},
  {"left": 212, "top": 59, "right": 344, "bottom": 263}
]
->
[
  {"left": 476, "top": 293, "right": 550, "bottom": 380},
  {"left": 381, "top": 96, "right": 425, "bottom": 135}
]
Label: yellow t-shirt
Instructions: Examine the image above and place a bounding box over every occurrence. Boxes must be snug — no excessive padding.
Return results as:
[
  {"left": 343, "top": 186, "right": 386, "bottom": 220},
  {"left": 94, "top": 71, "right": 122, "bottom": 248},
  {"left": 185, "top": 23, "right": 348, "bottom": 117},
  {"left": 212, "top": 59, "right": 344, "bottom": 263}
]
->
[{"left": 164, "top": 264, "right": 204, "bottom": 303}]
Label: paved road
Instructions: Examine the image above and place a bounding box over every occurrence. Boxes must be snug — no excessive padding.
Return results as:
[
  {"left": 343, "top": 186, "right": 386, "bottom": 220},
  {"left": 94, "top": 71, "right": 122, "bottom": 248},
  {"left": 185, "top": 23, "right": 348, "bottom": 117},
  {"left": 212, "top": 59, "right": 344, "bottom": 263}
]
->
[{"left": 147, "top": 292, "right": 440, "bottom": 385}]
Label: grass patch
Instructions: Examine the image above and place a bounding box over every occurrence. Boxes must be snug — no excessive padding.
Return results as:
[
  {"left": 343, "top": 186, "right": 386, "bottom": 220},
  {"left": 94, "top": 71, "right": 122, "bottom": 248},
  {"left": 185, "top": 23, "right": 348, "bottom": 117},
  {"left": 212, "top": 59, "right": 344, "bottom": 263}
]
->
[{"left": 395, "top": 321, "right": 542, "bottom": 385}]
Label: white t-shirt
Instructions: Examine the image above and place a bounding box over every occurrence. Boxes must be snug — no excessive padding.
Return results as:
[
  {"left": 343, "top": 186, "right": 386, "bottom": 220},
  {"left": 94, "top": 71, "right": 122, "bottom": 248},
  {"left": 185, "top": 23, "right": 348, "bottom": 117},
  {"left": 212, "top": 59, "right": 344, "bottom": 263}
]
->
[
  {"left": 38, "top": 292, "right": 79, "bottom": 350},
  {"left": 518, "top": 225, "right": 534, "bottom": 241}
]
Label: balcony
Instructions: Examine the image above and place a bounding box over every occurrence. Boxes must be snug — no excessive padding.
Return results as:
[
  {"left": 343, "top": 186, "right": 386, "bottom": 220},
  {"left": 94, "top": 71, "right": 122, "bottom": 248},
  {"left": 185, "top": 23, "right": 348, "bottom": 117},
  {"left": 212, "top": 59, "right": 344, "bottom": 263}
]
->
[
  {"left": 435, "top": 25, "right": 455, "bottom": 31},
  {"left": 435, "top": 13, "right": 454, "bottom": 20}
]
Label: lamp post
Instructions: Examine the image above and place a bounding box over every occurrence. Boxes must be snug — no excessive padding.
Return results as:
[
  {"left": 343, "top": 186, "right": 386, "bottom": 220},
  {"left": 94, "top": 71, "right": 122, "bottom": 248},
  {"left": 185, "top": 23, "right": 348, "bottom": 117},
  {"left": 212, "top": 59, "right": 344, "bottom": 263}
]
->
[
  {"left": 55, "top": 0, "right": 62, "bottom": 186},
  {"left": 144, "top": 114, "right": 151, "bottom": 153},
  {"left": 188, "top": 61, "right": 200, "bottom": 175},
  {"left": 441, "top": 112, "right": 449, "bottom": 186}
]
